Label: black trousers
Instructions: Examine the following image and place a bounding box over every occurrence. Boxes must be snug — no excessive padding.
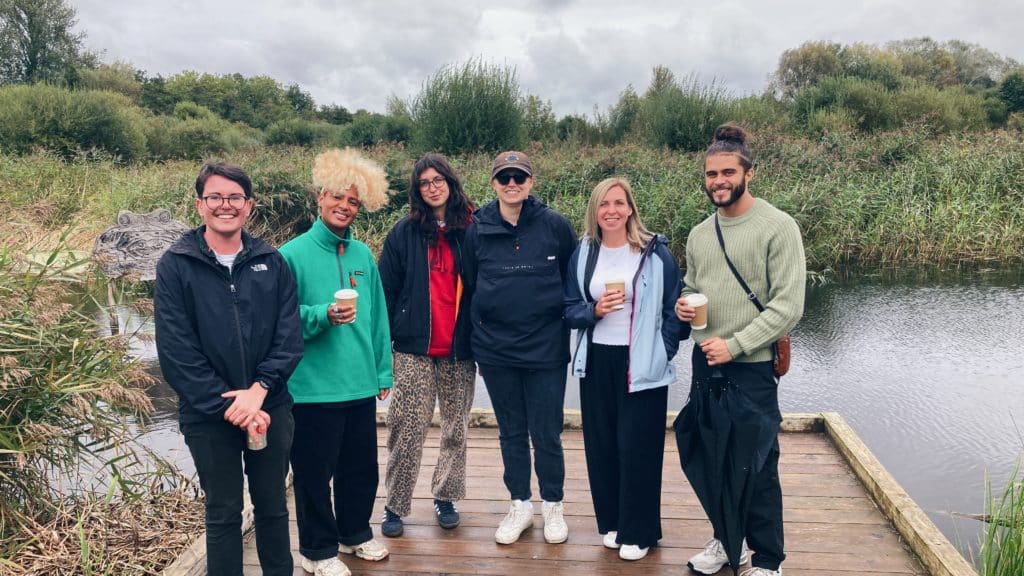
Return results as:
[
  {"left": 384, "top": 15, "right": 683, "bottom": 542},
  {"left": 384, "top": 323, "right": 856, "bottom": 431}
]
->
[
  {"left": 692, "top": 345, "right": 786, "bottom": 571},
  {"left": 182, "top": 402, "right": 294, "bottom": 576},
  {"left": 291, "top": 399, "right": 378, "bottom": 560},
  {"left": 580, "top": 344, "right": 667, "bottom": 549}
]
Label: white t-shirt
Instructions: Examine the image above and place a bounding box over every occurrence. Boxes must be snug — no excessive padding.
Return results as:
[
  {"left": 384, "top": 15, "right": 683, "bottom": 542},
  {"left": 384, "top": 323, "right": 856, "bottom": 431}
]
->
[
  {"left": 588, "top": 243, "right": 642, "bottom": 346},
  {"left": 214, "top": 243, "right": 243, "bottom": 273}
]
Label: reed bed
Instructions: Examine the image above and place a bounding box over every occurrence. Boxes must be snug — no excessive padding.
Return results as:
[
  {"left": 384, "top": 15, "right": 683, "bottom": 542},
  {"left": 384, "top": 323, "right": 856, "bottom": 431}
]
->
[{"left": 981, "top": 465, "right": 1024, "bottom": 576}]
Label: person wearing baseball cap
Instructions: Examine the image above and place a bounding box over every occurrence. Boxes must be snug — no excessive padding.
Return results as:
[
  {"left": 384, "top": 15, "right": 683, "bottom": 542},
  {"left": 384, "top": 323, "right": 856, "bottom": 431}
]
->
[{"left": 462, "top": 150, "right": 578, "bottom": 546}]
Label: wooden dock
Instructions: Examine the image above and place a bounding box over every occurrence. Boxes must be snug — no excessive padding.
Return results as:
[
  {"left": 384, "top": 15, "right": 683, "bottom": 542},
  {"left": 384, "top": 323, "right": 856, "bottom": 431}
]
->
[{"left": 165, "top": 412, "right": 976, "bottom": 576}]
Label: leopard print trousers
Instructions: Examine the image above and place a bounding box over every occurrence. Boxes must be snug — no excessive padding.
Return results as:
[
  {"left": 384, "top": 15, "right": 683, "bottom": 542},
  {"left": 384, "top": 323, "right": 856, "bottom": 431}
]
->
[{"left": 384, "top": 352, "right": 476, "bottom": 516}]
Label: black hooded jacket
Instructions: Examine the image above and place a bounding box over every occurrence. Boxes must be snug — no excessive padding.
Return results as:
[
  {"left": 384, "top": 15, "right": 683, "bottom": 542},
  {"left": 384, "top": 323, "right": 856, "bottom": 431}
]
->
[
  {"left": 154, "top": 227, "right": 304, "bottom": 424},
  {"left": 462, "top": 196, "right": 577, "bottom": 369}
]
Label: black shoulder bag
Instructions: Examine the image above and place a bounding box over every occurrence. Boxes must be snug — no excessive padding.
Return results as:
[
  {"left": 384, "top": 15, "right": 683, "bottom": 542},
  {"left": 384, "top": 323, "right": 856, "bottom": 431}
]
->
[{"left": 714, "top": 214, "right": 791, "bottom": 377}]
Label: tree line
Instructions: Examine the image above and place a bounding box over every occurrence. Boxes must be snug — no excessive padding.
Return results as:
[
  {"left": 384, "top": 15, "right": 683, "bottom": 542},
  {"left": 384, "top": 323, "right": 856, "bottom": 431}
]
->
[{"left": 2, "top": 0, "right": 1023, "bottom": 162}]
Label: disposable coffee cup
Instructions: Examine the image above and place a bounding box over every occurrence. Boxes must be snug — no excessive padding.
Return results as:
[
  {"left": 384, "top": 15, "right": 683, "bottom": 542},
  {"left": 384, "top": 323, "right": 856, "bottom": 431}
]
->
[
  {"left": 247, "top": 421, "right": 267, "bottom": 451},
  {"left": 334, "top": 289, "right": 358, "bottom": 322},
  {"left": 605, "top": 279, "right": 626, "bottom": 310},
  {"left": 686, "top": 293, "right": 709, "bottom": 330}
]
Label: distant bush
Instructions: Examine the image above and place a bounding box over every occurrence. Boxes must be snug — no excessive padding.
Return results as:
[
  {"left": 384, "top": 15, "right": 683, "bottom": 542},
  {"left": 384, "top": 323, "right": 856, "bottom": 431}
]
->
[
  {"left": 144, "top": 115, "right": 259, "bottom": 160},
  {"left": 0, "top": 84, "right": 147, "bottom": 161},
  {"left": 265, "top": 118, "right": 343, "bottom": 146},
  {"left": 342, "top": 112, "right": 412, "bottom": 147},
  {"left": 793, "top": 76, "right": 896, "bottom": 132},
  {"left": 635, "top": 67, "right": 731, "bottom": 151},
  {"left": 410, "top": 59, "right": 524, "bottom": 154},
  {"left": 172, "top": 100, "right": 219, "bottom": 121}
]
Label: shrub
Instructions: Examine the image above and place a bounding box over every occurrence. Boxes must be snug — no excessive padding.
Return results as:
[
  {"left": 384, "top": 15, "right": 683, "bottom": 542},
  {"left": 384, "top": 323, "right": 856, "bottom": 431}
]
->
[
  {"left": 635, "top": 67, "right": 731, "bottom": 151},
  {"left": 410, "top": 59, "right": 524, "bottom": 154},
  {"left": 265, "top": 118, "right": 342, "bottom": 147},
  {"left": 144, "top": 114, "right": 259, "bottom": 160},
  {"left": 0, "top": 84, "right": 148, "bottom": 161},
  {"left": 342, "top": 112, "right": 412, "bottom": 148}
]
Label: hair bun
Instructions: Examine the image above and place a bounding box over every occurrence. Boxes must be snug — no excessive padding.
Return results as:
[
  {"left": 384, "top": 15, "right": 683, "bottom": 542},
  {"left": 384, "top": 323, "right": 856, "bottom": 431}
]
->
[{"left": 713, "top": 124, "right": 748, "bottom": 146}]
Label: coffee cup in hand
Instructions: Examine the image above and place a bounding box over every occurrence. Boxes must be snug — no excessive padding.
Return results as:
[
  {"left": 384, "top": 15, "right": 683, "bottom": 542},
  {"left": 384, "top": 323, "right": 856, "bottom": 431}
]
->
[
  {"left": 604, "top": 279, "right": 626, "bottom": 310},
  {"left": 686, "top": 293, "right": 708, "bottom": 330},
  {"left": 334, "top": 289, "right": 358, "bottom": 323}
]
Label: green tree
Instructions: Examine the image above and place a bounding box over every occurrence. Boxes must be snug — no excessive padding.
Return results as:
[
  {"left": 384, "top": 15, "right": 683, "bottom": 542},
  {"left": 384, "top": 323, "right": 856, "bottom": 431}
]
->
[
  {"left": 410, "top": 59, "right": 524, "bottom": 154},
  {"left": 523, "top": 94, "right": 557, "bottom": 142},
  {"left": 0, "top": 0, "right": 88, "bottom": 85},
  {"left": 772, "top": 41, "right": 843, "bottom": 99},
  {"left": 999, "top": 69, "right": 1024, "bottom": 113},
  {"left": 607, "top": 85, "right": 640, "bottom": 143},
  {"left": 317, "top": 103, "right": 353, "bottom": 125}
]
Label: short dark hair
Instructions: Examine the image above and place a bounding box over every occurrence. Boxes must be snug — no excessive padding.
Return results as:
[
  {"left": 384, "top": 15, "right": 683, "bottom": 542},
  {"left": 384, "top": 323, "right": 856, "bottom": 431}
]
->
[
  {"left": 195, "top": 162, "right": 252, "bottom": 198},
  {"left": 705, "top": 123, "right": 753, "bottom": 171},
  {"left": 408, "top": 153, "right": 474, "bottom": 242}
]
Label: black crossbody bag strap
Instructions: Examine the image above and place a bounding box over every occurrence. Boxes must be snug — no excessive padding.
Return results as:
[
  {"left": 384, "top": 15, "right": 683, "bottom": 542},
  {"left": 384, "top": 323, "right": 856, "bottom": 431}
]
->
[{"left": 714, "top": 214, "right": 765, "bottom": 313}]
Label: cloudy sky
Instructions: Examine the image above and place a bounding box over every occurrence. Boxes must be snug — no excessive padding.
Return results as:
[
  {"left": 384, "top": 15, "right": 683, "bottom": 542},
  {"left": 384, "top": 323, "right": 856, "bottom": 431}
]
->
[{"left": 72, "top": 0, "right": 1022, "bottom": 117}]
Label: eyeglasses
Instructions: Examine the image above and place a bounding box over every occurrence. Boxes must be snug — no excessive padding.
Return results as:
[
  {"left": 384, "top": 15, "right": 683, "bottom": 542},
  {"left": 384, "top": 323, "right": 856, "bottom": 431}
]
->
[
  {"left": 495, "top": 171, "right": 529, "bottom": 186},
  {"left": 418, "top": 175, "right": 447, "bottom": 190},
  {"left": 201, "top": 194, "right": 249, "bottom": 209}
]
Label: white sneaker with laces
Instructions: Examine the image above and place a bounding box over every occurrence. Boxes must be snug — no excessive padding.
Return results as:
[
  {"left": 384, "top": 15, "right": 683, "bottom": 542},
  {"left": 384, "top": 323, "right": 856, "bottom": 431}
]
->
[
  {"left": 542, "top": 500, "right": 568, "bottom": 544},
  {"left": 300, "top": 555, "right": 350, "bottom": 576},
  {"left": 741, "top": 567, "right": 781, "bottom": 576},
  {"left": 688, "top": 538, "right": 750, "bottom": 575},
  {"left": 602, "top": 530, "right": 620, "bottom": 549},
  {"left": 495, "top": 499, "right": 534, "bottom": 544},
  {"left": 338, "top": 538, "right": 389, "bottom": 561},
  {"left": 619, "top": 544, "right": 649, "bottom": 560}
]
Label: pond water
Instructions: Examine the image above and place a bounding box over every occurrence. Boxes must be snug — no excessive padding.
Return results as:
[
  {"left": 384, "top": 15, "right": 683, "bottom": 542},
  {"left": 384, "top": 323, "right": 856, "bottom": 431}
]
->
[{"left": 122, "top": 266, "right": 1024, "bottom": 564}]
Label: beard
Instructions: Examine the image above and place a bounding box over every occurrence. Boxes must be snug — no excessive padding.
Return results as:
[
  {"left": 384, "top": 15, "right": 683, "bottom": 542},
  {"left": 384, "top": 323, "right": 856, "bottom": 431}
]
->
[{"left": 705, "top": 180, "right": 746, "bottom": 208}]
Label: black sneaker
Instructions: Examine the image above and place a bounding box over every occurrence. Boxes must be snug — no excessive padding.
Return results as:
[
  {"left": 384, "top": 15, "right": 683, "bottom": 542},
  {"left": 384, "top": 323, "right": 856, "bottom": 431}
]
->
[
  {"left": 434, "top": 499, "right": 460, "bottom": 529},
  {"left": 381, "top": 507, "right": 403, "bottom": 538}
]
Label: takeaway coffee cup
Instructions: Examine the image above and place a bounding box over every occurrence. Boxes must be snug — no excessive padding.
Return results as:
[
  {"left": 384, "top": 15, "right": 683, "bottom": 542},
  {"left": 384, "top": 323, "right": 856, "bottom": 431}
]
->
[
  {"left": 686, "top": 293, "right": 709, "bottom": 330},
  {"left": 605, "top": 279, "right": 626, "bottom": 310},
  {"left": 334, "top": 289, "right": 358, "bottom": 323}
]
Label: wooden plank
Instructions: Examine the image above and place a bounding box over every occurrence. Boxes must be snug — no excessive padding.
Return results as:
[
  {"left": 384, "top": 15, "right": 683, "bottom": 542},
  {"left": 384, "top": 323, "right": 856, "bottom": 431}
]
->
[{"left": 823, "top": 412, "right": 976, "bottom": 576}]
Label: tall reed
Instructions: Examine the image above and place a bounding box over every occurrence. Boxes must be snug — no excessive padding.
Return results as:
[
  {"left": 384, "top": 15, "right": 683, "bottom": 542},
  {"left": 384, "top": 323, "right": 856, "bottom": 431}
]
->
[{"left": 981, "top": 465, "right": 1024, "bottom": 576}]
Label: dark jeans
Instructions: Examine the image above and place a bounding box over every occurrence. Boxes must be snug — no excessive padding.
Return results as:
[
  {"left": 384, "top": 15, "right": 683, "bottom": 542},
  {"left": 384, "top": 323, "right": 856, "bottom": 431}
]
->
[
  {"left": 478, "top": 363, "right": 566, "bottom": 502},
  {"left": 581, "top": 344, "right": 667, "bottom": 549},
  {"left": 692, "top": 345, "right": 786, "bottom": 571},
  {"left": 291, "top": 399, "right": 378, "bottom": 560},
  {"left": 182, "top": 403, "right": 294, "bottom": 576}
]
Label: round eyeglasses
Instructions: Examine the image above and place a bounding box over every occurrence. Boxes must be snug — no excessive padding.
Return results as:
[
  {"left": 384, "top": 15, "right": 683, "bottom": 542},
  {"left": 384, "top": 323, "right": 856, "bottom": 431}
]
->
[{"left": 418, "top": 175, "right": 447, "bottom": 190}]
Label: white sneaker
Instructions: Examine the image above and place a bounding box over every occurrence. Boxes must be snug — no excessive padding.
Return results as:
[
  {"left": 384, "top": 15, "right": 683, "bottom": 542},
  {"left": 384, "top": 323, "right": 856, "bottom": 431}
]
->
[
  {"left": 495, "top": 499, "right": 534, "bottom": 544},
  {"left": 741, "top": 568, "right": 781, "bottom": 576},
  {"left": 542, "top": 500, "right": 568, "bottom": 544},
  {"left": 338, "top": 538, "right": 389, "bottom": 561},
  {"left": 602, "top": 531, "right": 620, "bottom": 549},
  {"left": 619, "top": 544, "right": 649, "bottom": 560},
  {"left": 688, "top": 538, "right": 750, "bottom": 575},
  {"left": 300, "top": 556, "right": 350, "bottom": 576}
]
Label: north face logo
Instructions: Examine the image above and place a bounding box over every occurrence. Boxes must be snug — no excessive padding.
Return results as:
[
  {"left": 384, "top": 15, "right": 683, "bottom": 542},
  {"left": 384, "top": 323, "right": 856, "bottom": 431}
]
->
[{"left": 250, "top": 264, "right": 268, "bottom": 272}]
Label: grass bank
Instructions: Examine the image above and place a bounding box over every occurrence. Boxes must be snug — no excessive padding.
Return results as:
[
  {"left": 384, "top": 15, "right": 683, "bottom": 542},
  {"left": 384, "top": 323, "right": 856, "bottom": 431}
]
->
[{"left": 2, "top": 129, "right": 1021, "bottom": 268}]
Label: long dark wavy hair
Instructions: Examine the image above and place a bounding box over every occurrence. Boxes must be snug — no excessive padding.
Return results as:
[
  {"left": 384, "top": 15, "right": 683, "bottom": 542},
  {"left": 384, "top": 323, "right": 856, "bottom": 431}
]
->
[{"left": 408, "top": 153, "right": 474, "bottom": 244}]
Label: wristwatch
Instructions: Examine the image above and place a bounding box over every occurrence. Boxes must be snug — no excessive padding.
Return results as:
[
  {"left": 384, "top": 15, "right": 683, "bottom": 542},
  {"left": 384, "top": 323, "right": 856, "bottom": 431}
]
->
[{"left": 256, "top": 380, "right": 271, "bottom": 391}]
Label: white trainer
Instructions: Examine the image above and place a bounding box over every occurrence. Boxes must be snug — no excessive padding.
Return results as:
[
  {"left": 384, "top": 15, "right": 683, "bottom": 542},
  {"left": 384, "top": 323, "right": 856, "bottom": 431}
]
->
[
  {"left": 619, "top": 544, "right": 649, "bottom": 561},
  {"left": 495, "top": 499, "right": 534, "bottom": 544},
  {"left": 740, "top": 567, "right": 781, "bottom": 576},
  {"left": 338, "top": 538, "right": 389, "bottom": 561},
  {"left": 602, "top": 530, "right": 620, "bottom": 549},
  {"left": 300, "top": 555, "right": 350, "bottom": 576},
  {"left": 542, "top": 500, "right": 568, "bottom": 544},
  {"left": 688, "top": 538, "right": 749, "bottom": 575}
]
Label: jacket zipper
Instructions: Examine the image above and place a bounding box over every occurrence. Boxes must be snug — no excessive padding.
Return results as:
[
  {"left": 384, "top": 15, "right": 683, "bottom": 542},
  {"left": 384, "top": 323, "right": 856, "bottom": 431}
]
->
[
  {"left": 228, "top": 274, "right": 249, "bottom": 391},
  {"left": 625, "top": 240, "right": 657, "bottom": 393}
]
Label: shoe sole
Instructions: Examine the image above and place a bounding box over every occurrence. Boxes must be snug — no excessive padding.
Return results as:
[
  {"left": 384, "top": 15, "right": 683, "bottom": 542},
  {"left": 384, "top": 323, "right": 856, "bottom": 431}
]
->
[
  {"left": 300, "top": 558, "right": 351, "bottom": 576},
  {"left": 544, "top": 531, "right": 568, "bottom": 544},
  {"left": 495, "top": 522, "right": 533, "bottom": 544},
  {"left": 687, "top": 552, "right": 749, "bottom": 575},
  {"left": 339, "top": 545, "right": 389, "bottom": 562},
  {"left": 438, "top": 519, "right": 460, "bottom": 529},
  {"left": 381, "top": 526, "right": 403, "bottom": 538}
]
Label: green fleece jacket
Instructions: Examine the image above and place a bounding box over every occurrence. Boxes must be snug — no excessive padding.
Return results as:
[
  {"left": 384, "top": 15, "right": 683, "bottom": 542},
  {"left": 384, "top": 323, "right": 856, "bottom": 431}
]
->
[
  {"left": 682, "top": 198, "right": 806, "bottom": 363},
  {"left": 279, "top": 217, "right": 393, "bottom": 403}
]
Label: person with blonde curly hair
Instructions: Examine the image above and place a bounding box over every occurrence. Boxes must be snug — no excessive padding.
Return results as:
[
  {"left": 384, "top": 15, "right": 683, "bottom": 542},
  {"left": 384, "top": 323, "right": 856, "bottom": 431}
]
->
[{"left": 279, "top": 148, "right": 394, "bottom": 576}]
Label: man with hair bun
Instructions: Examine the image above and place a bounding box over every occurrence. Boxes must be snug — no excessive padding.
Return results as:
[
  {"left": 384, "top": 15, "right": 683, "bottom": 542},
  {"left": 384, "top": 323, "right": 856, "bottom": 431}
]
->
[
  {"left": 675, "top": 124, "right": 806, "bottom": 576},
  {"left": 279, "top": 148, "right": 394, "bottom": 576}
]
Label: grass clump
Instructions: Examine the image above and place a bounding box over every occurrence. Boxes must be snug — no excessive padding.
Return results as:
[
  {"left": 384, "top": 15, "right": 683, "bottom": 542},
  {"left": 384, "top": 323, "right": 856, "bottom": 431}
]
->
[{"left": 981, "top": 465, "right": 1024, "bottom": 576}]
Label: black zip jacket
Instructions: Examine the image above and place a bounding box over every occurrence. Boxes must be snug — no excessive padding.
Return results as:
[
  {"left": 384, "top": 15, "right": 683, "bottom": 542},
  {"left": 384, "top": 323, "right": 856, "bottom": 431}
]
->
[
  {"left": 462, "top": 196, "right": 577, "bottom": 369},
  {"left": 378, "top": 216, "right": 473, "bottom": 359},
  {"left": 155, "top": 227, "right": 304, "bottom": 424}
]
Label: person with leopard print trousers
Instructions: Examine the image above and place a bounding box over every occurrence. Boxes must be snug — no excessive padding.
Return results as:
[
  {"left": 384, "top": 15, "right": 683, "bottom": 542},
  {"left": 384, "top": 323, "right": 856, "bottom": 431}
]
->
[{"left": 377, "top": 153, "right": 477, "bottom": 537}]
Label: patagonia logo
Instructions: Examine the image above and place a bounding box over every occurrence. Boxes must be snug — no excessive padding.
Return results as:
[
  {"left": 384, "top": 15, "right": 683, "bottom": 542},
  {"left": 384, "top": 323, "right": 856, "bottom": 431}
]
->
[
  {"left": 250, "top": 264, "right": 268, "bottom": 272},
  {"left": 354, "top": 270, "right": 365, "bottom": 276}
]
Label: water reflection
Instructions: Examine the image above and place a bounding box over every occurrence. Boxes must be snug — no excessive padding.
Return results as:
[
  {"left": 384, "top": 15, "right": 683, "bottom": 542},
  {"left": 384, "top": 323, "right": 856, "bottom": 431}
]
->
[{"left": 107, "top": 266, "right": 1024, "bottom": 563}]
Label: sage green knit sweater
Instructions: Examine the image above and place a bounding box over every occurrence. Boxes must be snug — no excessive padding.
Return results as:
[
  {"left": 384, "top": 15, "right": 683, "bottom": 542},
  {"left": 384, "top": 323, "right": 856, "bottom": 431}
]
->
[{"left": 682, "top": 198, "right": 806, "bottom": 363}]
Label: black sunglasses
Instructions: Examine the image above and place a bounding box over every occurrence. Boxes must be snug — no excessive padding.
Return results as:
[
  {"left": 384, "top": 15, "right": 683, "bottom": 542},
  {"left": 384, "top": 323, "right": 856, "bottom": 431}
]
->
[{"left": 495, "top": 171, "right": 529, "bottom": 186}]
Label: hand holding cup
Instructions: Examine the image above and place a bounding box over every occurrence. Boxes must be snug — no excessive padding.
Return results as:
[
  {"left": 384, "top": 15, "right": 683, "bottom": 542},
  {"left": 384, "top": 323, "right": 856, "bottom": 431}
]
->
[{"left": 332, "top": 289, "right": 358, "bottom": 325}]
